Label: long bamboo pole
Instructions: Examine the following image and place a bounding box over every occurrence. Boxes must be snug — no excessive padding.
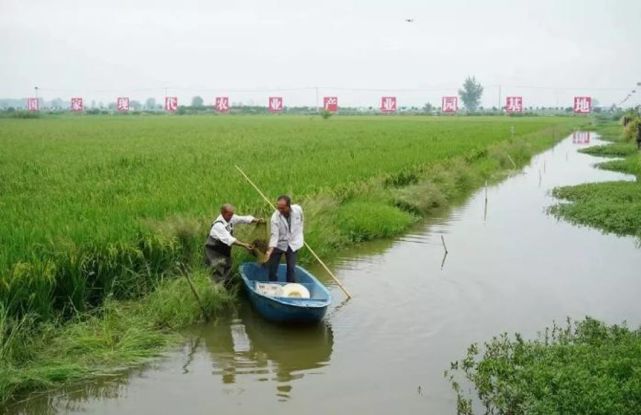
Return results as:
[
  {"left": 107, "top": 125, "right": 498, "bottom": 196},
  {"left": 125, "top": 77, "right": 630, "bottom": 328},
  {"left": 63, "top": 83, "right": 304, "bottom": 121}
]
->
[
  {"left": 234, "top": 165, "right": 352, "bottom": 299},
  {"left": 182, "top": 273, "right": 210, "bottom": 322}
]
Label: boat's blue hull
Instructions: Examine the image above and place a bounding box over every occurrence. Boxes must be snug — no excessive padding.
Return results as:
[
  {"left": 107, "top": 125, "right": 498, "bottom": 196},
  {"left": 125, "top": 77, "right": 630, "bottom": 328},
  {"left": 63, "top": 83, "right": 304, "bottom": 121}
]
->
[{"left": 239, "top": 262, "right": 332, "bottom": 324}]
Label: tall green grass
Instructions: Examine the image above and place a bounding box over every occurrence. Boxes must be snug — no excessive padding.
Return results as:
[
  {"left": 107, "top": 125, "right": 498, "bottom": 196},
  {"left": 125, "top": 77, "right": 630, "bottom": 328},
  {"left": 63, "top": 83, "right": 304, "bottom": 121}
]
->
[{"left": 0, "top": 271, "right": 232, "bottom": 405}]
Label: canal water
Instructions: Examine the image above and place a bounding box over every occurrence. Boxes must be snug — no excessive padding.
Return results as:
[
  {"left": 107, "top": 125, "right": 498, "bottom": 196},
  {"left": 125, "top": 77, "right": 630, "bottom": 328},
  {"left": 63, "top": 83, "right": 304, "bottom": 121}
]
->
[{"left": 9, "top": 133, "right": 641, "bottom": 414}]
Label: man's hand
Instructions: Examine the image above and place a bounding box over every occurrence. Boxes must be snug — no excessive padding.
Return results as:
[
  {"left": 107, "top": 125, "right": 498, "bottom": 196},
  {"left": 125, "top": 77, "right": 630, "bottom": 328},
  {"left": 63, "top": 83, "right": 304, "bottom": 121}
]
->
[
  {"left": 265, "top": 247, "right": 273, "bottom": 258},
  {"left": 245, "top": 243, "right": 254, "bottom": 251},
  {"left": 254, "top": 218, "right": 266, "bottom": 224}
]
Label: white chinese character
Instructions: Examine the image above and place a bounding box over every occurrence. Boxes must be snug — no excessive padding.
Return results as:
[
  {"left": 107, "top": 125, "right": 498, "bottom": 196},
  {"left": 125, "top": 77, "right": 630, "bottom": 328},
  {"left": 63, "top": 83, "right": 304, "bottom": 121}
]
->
[
  {"left": 217, "top": 97, "right": 229, "bottom": 111},
  {"left": 382, "top": 97, "right": 396, "bottom": 111}
]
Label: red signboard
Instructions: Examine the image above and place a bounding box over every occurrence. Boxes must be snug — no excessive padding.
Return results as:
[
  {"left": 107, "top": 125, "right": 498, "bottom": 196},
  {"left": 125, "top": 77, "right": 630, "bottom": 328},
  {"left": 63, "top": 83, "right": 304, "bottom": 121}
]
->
[
  {"left": 215, "top": 97, "right": 230, "bottom": 113},
  {"left": 268, "top": 97, "right": 283, "bottom": 112},
  {"left": 116, "top": 97, "right": 129, "bottom": 112},
  {"left": 71, "top": 97, "right": 83, "bottom": 112},
  {"left": 505, "top": 96, "right": 523, "bottom": 113},
  {"left": 323, "top": 96, "right": 338, "bottom": 112},
  {"left": 165, "top": 96, "right": 178, "bottom": 112},
  {"left": 27, "top": 98, "right": 39, "bottom": 112},
  {"left": 573, "top": 96, "right": 591, "bottom": 114},
  {"left": 380, "top": 96, "right": 397, "bottom": 113},
  {"left": 442, "top": 96, "right": 458, "bottom": 113}
]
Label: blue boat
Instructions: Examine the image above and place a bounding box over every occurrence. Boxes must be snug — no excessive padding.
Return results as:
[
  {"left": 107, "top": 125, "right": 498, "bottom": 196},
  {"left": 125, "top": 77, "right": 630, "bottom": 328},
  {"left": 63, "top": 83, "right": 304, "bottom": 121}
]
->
[{"left": 239, "top": 262, "right": 332, "bottom": 324}]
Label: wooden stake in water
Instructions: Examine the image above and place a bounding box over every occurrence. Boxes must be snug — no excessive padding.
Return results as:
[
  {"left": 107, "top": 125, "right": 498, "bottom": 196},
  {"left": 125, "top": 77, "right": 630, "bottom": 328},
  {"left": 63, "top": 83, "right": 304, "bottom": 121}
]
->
[
  {"left": 234, "top": 165, "right": 352, "bottom": 299},
  {"left": 441, "top": 234, "right": 448, "bottom": 254},
  {"left": 440, "top": 234, "right": 449, "bottom": 270},
  {"left": 484, "top": 180, "right": 488, "bottom": 222},
  {"left": 538, "top": 169, "right": 542, "bottom": 187}
]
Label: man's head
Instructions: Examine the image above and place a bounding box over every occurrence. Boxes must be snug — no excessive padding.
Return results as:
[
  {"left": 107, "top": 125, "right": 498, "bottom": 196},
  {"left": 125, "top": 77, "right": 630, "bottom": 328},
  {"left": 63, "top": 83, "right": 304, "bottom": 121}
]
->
[
  {"left": 276, "top": 195, "right": 291, "bottom": 216},
  {"left": 220, "top": 203, "right": 235, "bottom": 222}
]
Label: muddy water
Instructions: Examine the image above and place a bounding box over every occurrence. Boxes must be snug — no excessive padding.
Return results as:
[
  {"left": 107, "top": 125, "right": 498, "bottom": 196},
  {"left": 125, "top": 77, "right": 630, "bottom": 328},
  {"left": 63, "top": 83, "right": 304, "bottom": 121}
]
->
[{"left": 9, "top": 133, "right": 641, "bottom": 414}]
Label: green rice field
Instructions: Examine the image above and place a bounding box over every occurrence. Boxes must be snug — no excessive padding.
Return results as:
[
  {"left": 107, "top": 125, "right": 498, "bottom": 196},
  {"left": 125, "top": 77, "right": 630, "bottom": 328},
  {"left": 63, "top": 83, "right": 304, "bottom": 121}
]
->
[{"left": 0, "top": 115, "right": 584, "bottom": 319}]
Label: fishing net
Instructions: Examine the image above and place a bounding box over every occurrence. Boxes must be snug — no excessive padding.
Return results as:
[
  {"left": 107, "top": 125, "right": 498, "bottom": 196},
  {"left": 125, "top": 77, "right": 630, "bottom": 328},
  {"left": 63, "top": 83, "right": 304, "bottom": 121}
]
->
[{"left": 240, "top": 222, "right": 269, "bottom": 263}]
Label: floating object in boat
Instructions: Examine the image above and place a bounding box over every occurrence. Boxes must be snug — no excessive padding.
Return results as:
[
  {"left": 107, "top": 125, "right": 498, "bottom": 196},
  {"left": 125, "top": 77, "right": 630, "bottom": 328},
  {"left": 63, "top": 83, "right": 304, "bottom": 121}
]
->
[
  {"left": 281, "top": 283, "right": 311, "bottom": 299},
  {"left": 255, "top": 282, "right": 283, "bottom": 297}
]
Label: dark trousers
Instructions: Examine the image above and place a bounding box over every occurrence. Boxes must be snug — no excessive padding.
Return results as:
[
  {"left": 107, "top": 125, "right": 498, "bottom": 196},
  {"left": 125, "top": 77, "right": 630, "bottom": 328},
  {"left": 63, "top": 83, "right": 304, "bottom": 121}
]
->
[
  {"left": 268, "top": 247, "right": 297, "bottom": 283},
  {"left": 204, "top": 246, "right": 232, "bottom": 285}
]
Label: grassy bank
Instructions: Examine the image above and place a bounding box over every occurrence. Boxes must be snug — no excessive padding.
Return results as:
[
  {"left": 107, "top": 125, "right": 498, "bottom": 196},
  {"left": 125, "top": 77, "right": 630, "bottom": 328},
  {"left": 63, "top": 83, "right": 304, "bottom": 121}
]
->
[
  {"left": 0, "top": 271, "right": 233, "bottom": 405},
  {"left": 550, "top": 120, "right": 641, "bottom": 239},
  {"left": 0, "top": 115, "right": 584, "bottom": 404},
  {"left": 446, "top": 318, "right": 641, "bottom": 415}
]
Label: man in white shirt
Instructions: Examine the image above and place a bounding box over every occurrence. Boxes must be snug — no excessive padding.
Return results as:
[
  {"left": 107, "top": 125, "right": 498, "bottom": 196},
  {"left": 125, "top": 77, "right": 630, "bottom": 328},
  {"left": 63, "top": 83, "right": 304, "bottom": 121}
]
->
[
  {"left": 265, "top": 195, "right": 304, "bottom": 283},
  {"left": 204, "top": 203, "right": 263, "bottom": 286}
]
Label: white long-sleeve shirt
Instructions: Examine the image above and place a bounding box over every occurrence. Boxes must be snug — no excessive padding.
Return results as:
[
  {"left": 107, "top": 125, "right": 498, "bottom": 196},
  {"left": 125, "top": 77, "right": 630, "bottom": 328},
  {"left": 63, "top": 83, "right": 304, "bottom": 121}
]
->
[
  {"left": 269, "top": 204, "right": 304, "bottom": 251},
  {"left": 209, "top": 214, "right": 255, "bottom": 246}
]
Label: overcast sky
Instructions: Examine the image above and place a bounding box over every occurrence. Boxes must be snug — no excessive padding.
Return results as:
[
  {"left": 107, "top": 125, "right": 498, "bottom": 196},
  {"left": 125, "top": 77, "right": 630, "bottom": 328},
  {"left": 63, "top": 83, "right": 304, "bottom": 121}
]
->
[{"left": 1, "top": 0, "right": 640, "bottom": 108}]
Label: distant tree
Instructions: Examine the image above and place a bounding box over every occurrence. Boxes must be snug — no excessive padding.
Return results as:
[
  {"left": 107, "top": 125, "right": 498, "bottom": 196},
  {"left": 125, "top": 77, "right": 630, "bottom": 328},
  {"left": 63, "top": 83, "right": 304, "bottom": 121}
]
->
[
  {"left": 422, "top": 103, "right": 433, "bottom": 113},
  {"left": 145, "top": 97, "right": 156, "bottom": 110},
  {"left": 51, "top": 98, "right": 64, "bottom": 109},
  {"left": 458, "top": 76, "right": 484, "bottom": 112},
  {"left": 130, "top": 100, "right": 142, "bottom": 111},
  {"left": 320, "top": 110, "right": 333, "bottom": 119},
  {"left": 191, "top": 96, "right": 204, "bottom": 107}
]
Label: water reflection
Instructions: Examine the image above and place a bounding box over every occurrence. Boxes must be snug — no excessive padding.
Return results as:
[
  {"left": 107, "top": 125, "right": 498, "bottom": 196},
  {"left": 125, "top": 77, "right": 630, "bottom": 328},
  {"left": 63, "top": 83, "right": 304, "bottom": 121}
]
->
[
  {"left": 192, "top": 300, "right": 334, "bottom": 400},
  {"left": 572, "top": 131, "right": 591, "bottom": 144},
  {"left": 7, "top": 367, "right": 142, "bottom": 415},
  {"left": 7, "top": 300, "right": 333, "bottom": 414}
]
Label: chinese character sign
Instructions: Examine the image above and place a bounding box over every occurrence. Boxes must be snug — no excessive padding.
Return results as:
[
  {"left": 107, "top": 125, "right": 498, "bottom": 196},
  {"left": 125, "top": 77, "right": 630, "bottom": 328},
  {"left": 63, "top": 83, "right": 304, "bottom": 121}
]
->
[
  {"left": 27, "top": 98, "right": 39, "bottom": 112},
  {"left": 116, "top": 97, "right": 130, "bottom": 112},
  {"left": 215, "top": 97, "right": 230, "bottom": 113},
  {"left": 71, "top": 97, "right": 83, "bottom": 112},
  {"left": 573, "top": 96, "right": 591, "bottom": 114},
  {"left": 380, "top": 96, "right": 397, "bottom": 113},
  {"left": 323, "top": 96, "right": 338, "bottom": 112},
  {"left": 505, "top": 96, "right": 523, "bottom": 113},
  {"left": 165, "top": 97, "right": 178, "bottom": 112},
  {"left": 268, "top": 97, "right": 283, "bottom": 112},
  {"left": 442, "top": 96, "right": 458, "bottom": 113}
]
